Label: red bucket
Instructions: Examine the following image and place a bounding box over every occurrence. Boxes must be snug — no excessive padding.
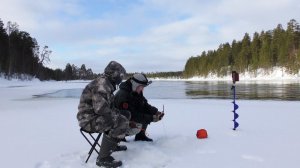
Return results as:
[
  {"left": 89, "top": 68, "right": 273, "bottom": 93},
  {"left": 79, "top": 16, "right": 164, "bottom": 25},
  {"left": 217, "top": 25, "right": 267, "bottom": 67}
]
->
[{"left": 196, "top": 129, "right": 208, "bottom": 139}]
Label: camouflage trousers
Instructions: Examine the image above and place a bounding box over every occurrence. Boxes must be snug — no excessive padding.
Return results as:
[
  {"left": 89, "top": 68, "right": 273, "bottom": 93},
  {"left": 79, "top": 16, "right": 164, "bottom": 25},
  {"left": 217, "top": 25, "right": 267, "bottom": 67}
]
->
[
  {"left": 101, "top": 110, "right": 140, "bottom": 138},
  {"left": 108, "top": 114, "right": 129, "bottom": 139},
  {"left": 80, "top": 113, "right": 129, "bottom": 139}
]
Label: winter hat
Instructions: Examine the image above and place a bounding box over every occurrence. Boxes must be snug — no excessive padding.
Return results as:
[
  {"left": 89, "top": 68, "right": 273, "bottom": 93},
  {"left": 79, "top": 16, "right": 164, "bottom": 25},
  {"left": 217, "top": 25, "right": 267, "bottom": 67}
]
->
[
  {"left": 131, "top": 73, "right": 152, "bottom": 91},
  {"left": 104, "top": 61, "right": 126, "bottom": 85}
]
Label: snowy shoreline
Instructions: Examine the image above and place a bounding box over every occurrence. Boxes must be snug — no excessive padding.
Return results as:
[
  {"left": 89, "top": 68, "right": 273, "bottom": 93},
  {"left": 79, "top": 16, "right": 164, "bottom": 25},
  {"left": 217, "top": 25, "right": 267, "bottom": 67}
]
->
[
  {"left": 152, "top": 67, "right": 300, "bottom": 82},
  {"left": 2, "top": 67, "right": 300, "bottom": 84}
]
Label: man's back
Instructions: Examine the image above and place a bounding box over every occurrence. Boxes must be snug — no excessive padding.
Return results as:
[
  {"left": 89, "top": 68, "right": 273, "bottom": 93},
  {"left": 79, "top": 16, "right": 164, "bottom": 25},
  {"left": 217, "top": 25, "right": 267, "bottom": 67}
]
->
[
  {"left": 114, "top": 80, "right": 131, "bottom": 109},
  {"left": 77, "top": 75, "right": 115, "bottom": 132}
]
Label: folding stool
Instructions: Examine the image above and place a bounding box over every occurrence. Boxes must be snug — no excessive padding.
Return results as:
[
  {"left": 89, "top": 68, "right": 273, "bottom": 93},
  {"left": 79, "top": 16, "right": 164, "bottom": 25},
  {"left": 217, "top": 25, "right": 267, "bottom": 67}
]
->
[{"left": 80, "top": 128, "right": 102, "bottom": 163}]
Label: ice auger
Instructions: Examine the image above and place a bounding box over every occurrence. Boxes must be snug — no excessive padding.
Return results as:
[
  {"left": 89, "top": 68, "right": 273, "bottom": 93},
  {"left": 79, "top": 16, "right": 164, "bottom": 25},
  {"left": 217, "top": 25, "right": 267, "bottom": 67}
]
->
[{"left": 231, "top": 71, "right": 239, "bottom": 130}]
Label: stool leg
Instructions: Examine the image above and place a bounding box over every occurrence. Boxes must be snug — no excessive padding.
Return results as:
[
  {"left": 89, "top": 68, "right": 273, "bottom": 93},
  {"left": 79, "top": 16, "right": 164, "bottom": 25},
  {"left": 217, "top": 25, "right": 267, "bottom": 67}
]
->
[
  {"left": 89, "top": 133, "right": 102, "bottom": 149},
  {"left": 85, "top": 133, "right": 101, "bottom": 163}
]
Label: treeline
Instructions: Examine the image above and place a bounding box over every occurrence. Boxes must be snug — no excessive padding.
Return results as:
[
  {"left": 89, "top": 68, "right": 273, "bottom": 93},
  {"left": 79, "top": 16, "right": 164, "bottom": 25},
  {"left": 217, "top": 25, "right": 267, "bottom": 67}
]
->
[
  {"left": 0, "top": 19, "right": 98, "bottom": 80},
  {"left": 184, "top": 19, "right": 300, "bottom": 78},
  {"left": 145, "top": 71, "right": 183, "bottom": 79},
  {"left": 61, "top": 63, "right": 97, "bottom": 81}
]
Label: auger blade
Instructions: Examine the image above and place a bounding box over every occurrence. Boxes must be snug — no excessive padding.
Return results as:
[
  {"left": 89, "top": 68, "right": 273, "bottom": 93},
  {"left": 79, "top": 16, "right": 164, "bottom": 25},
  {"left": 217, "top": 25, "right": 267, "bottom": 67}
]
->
[
  {"left": 233, "top": 121, "right": 239, "bottom": 129},
  {"left": 233, "top": 103, "right": 239, "bottom": 110},
  {"left": 234, "top": 113, "right": 239, "bottom": 120}
]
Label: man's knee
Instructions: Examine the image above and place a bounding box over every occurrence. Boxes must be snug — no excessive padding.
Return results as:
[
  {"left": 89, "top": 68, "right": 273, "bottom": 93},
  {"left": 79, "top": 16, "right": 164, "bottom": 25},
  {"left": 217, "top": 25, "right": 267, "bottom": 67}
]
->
[
  {"left": 120, "top": 110, "right": 131, "bottom": 120},
  {"left": 109, "top": 115, "right": 129, "bottom": 138}
]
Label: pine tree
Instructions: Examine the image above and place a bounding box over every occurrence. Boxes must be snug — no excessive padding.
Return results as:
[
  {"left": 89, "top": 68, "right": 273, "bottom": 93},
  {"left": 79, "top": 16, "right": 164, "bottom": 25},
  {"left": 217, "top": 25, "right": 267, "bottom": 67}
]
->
[
  {"left": 0, "top": 19, "right": 8, "bottom": 73},
  {"left": 286, "top": 19, "right": 299, "bottom": 73},
  {"left": 64, "top": 63, "right": 73, "bottom": 80},
  {"left": 272, "top": 24, "right": 287, "bottom": 68},
  {"left": 250, "top": 32, "right": 261, "bottom": 71},
  {"left": 80, "top": 64, "right": 87, "bottom": 79},
  {"left": 259, "top": 31, "right": 273, "bottom": 69},
  {"left": 231, "top": 40, "right": 242, "bottom": 71},
  {"left": 237, "top": 33, "right": 251, "bottom": 72}
]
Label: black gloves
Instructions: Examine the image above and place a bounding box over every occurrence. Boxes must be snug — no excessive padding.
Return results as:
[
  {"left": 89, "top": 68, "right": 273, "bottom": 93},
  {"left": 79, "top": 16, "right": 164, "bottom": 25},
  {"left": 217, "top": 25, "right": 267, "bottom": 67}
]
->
[{"left": 153, "top": 111, "right": 164, "bottom": 122}]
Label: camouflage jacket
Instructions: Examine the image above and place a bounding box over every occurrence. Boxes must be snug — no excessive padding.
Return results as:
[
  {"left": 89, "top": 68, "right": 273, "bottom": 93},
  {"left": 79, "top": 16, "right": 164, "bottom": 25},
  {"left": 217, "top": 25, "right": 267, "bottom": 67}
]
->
[{"left": 77, "top": 74, "right": 120, "bottom": 133}]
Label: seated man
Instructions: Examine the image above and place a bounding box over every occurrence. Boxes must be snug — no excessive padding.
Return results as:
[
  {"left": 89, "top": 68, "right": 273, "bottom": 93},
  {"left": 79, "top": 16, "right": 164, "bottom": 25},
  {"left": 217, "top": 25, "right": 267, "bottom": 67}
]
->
[
  {"left": 115, "top": 73, "right": 164, "bottom": 141},
  {"left": 77, "top": 61, "right": 132, "bottom": 168}
]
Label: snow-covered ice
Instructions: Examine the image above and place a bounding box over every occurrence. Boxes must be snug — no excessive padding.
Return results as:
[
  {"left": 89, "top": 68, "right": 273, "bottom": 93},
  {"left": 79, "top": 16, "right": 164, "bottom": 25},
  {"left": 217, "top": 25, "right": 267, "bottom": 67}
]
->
[{"left": 0, "top": 78, "right": 300, "bottom": 168}]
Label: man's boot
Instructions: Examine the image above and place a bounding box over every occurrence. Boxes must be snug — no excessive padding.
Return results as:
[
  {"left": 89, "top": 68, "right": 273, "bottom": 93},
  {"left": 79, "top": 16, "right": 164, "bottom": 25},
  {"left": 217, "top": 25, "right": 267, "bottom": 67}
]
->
[
  {"left": 134, "top": 130, "right": 153, "bottom": 141},
  {"left": 96, "top": 134, "right": 122, "bottom": 168},
  {"left": 134, "top": 124, "right": 153, "bottom": 142},
  {"left": 120, "top": 137, "right": 127, "bottom": 142},
  {"left": 114, "top": 144, "right": 127, "bottom": 152}
]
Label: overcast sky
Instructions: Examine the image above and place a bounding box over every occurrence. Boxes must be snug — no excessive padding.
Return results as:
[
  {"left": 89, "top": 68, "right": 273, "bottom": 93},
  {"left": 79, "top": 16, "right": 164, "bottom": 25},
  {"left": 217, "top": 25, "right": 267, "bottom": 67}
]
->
[{"left": 1, "top": 0, "right": 300, "bottom": 73}]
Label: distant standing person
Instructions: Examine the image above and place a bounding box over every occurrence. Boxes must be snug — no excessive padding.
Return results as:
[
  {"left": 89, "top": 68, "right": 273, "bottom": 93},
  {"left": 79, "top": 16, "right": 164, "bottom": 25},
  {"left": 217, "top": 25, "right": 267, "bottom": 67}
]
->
[
  {"left": 114, "top": 73, "right": 164, "bottom": 142},
  {"left": 77, "top": 61, "right": 131, "bottom": 168}
]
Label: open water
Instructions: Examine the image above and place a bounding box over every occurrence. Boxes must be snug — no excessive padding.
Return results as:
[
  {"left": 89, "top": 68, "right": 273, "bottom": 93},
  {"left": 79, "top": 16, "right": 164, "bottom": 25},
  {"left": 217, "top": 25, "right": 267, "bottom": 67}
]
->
[{"left": 36, "top": 80, "right": 300, "bottom": 101}]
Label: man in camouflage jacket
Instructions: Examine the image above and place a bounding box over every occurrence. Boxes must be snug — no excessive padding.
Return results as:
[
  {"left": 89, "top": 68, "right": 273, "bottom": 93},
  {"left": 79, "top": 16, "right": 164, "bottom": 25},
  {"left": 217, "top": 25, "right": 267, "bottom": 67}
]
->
[{"left": 77, "top": 61, "right": 129, "bottom": 168}]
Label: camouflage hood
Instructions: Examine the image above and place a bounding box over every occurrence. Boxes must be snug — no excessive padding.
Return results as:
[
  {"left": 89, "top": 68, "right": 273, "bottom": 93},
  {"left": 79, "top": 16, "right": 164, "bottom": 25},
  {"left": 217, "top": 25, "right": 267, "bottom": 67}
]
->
[{"left": 104, "top": 61, "right": 126, "bottom": 85}]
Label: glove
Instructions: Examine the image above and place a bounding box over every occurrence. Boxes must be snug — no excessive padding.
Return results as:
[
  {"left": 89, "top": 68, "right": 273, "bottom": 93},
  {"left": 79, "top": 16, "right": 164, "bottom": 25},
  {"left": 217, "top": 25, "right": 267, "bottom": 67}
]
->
[
  {"left": 153, "top": 111, "right": 164, "bottom": 122},
  {"left": 129, "top": 121, "right": 138, "bottom": 128},
  {"left": 126, "top": 121, "right": 142, "bottom": 136},
  {"left": 153, "top": 114, "right": 160, "bottom": 122},
  {"left": 159, "top": 112, "right": 164, "bottom": 120}
]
